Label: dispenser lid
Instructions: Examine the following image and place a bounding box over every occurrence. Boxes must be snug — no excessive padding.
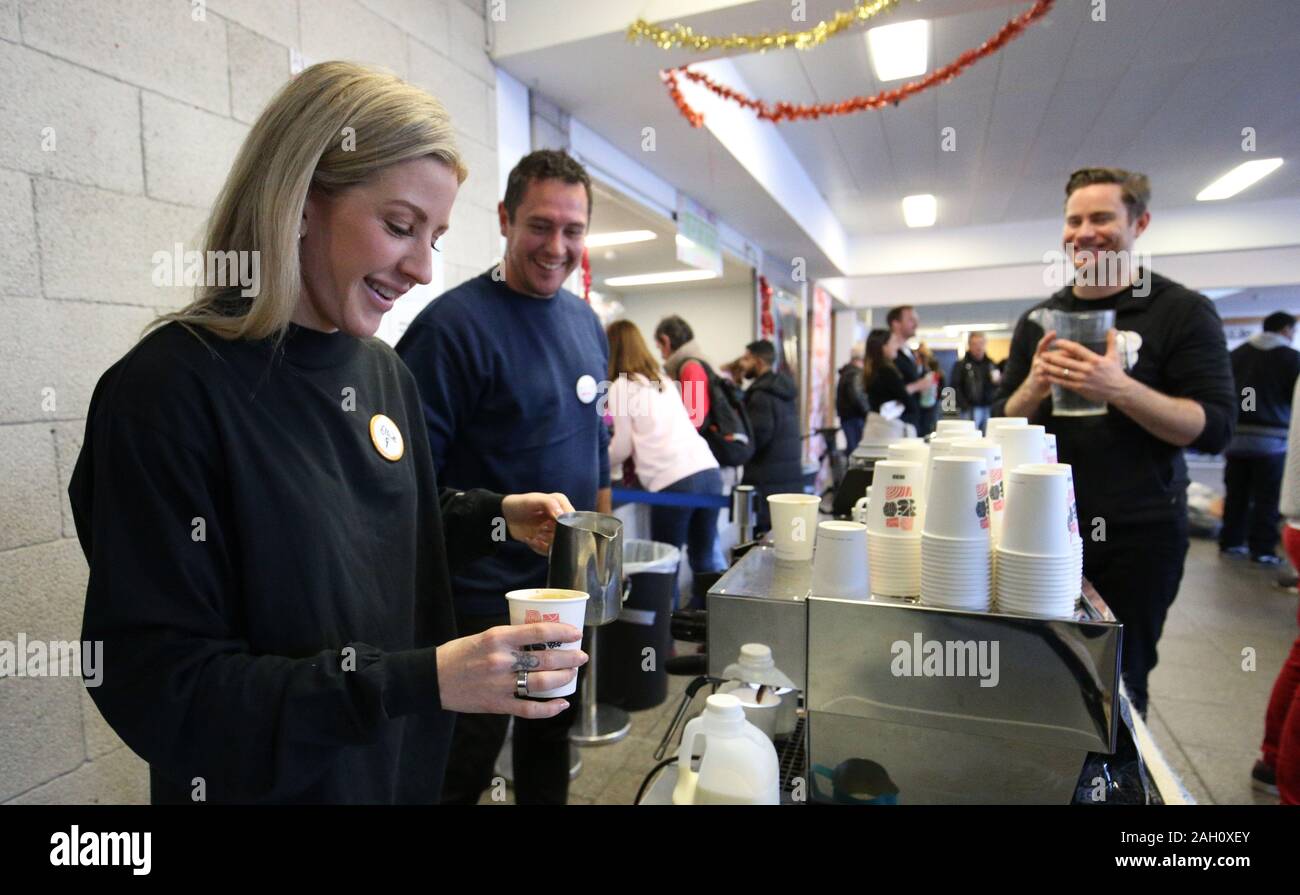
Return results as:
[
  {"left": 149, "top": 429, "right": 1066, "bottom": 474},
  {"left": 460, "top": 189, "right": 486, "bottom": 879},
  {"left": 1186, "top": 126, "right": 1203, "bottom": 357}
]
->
[
  {"left": 722, "top": 643, "right": 798, "bottom": 690},
  {"left": 705, "top": 693, "right": 745, "bottom": 721}
]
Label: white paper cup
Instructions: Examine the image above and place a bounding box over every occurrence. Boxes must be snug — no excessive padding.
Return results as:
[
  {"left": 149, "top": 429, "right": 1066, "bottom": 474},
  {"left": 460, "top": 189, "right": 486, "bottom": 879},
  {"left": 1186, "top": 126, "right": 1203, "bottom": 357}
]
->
[
  {"left": 948, "top": 439, "right": 1005, "bottom": 539},
  {"left": 986, "top": 417, "right": 1028, "bottom": 437},
  {"left": 1000, "top": 468, "right": 1072, "bottom": 556},
  {"left": 935, "top": 419, "right": 977, "bottom": 435},
  {"left": 1044, "top": 433, "right": 1058, "bottom": 464},
  {"left": 767, "top": 493, "right": 820, "bottom": 561},
  {"left": 996, "top": 424, "right": 1049, "bottom": 477},
  {"left": 1019, "top": 462, "right": 1080, "bottom": 542},
  {"left": 923, "top": 457, "right": 992, "bottom": 540},
  {"left": 887, "top": 442, "right": 930, "bottom": 494},
  {"left": 811, "top": 521, "right": 869, "bottom": 600},
  {"left": 866, "top": 462, "right": 924, "bottom": 537},
  {"left": 505, "top": 588, "right": 589, "bottom": 698}
]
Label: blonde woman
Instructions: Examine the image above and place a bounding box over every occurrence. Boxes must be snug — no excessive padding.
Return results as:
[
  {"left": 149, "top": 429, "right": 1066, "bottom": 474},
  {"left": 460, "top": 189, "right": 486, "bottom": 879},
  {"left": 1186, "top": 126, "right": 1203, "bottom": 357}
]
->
[
  {"left": 68, "top": 62, "right": 586, "bottom": 804},
  {"left": 606, "top": 321, "right": 724, "bottom": 606}
]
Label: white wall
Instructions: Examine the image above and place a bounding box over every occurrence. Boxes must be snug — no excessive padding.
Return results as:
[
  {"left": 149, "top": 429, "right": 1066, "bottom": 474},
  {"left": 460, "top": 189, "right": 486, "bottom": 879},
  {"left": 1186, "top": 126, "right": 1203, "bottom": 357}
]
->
[
  {"left": 612, "top": 283, "right": 755, "bottom": 370},
  {"left": 0, "top": 0, "right": 500, "bottom": 806}
]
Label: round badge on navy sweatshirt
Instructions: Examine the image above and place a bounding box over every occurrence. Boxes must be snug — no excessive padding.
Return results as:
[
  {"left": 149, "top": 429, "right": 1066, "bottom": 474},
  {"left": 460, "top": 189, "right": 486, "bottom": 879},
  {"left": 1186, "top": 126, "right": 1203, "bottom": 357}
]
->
[
  {"left": 576, "top": 374, "right": 597, "bottom": 404},
  {"left": 369, "top": 413, "right": 404, "bottom": 461}
]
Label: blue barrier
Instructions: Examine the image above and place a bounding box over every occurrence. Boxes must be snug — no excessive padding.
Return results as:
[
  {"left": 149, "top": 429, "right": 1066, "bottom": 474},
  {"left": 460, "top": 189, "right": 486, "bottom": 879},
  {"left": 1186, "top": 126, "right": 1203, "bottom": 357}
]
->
[{"left": 610, "top": 487, "right": 731, "bottom": 510}]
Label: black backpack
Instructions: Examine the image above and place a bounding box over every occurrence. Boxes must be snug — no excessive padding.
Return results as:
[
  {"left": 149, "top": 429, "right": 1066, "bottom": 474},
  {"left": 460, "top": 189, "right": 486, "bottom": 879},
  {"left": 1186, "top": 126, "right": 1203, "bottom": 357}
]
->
[{"left": 683, "top": 358, "right": 755, "bottom": 468}]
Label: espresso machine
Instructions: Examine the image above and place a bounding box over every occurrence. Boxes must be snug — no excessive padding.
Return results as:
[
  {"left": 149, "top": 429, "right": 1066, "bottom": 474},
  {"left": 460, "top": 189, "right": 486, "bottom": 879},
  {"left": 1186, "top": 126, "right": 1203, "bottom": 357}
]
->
[{"left": 705, "top": 546, "right": 1126, "bottom": 804}]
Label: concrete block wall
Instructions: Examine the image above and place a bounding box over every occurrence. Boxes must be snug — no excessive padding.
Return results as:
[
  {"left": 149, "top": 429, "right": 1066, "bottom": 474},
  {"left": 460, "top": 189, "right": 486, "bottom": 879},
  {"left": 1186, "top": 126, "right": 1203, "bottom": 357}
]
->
[{"left": 0, "top": 0, "right": 500, "bottom": 804}]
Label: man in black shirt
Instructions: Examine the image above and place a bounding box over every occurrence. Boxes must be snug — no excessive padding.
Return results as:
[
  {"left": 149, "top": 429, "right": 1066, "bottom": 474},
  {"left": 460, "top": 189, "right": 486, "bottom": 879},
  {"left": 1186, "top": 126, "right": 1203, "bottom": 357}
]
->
[
  {"left": 995, "top": 167, "right": 1235, "bottom": 715},
  {"left": 1221, "top": 311, "right": 1300, "bottom": 564},
  {"left": 886, "top": 305, "right": 937, "bottom": 434}
]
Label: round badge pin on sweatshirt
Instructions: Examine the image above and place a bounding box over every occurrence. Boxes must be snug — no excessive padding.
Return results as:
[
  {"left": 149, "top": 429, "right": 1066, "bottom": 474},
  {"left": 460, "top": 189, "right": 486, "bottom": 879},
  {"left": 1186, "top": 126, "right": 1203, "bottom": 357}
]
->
[
  {"left": 576, "top": 374, "right": 597, "bottom": 404},
  {"left": 369, "top": 414, "right": 404, "bottom": 461}
]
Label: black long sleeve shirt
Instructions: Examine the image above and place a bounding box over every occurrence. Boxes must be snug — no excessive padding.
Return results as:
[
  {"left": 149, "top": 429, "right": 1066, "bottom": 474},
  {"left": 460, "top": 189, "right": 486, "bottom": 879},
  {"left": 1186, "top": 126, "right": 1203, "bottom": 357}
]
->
[
  {"left": 993, "top": 272, "right": 1235, "bottom": 526},
  {"left": 69, "top": 322, "right": 503, "bottom": 804}
]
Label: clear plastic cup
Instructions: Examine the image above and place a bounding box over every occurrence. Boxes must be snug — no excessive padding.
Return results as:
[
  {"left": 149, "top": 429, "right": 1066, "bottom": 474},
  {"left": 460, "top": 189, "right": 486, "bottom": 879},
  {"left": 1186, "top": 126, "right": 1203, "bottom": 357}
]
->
[
  {"left": 1050, "top": 309, "right": 1115, "bottom": 417},
  {"left": 767, "top": 493, "right": 820, "bottom": 561}
]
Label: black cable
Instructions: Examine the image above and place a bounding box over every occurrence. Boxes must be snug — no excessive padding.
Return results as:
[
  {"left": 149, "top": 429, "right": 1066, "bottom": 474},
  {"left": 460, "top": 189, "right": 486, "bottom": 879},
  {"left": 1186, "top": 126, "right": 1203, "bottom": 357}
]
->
[{"left": 634, "top": 756, "right": 678, "bottom": 806}]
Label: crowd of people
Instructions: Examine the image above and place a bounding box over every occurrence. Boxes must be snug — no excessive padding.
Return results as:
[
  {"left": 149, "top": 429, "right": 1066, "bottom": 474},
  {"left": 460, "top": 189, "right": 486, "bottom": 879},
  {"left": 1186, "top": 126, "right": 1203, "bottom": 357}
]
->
[{"left": 66, "top": 60, "right": 1296, "bottom": 808}]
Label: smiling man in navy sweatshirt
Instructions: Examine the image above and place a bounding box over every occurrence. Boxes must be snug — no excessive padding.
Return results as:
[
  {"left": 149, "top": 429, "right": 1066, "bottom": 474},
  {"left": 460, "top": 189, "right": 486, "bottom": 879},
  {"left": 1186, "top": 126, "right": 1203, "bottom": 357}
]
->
[{"left": 396, "top": 150, "right": 610, "bottom": 805}]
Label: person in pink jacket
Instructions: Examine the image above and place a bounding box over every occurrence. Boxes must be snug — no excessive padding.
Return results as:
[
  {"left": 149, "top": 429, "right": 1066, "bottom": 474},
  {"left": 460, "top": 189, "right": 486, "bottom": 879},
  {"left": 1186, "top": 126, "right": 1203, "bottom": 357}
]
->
[{"left": 606, "top": 320, "right": 724, "bottom": 606}]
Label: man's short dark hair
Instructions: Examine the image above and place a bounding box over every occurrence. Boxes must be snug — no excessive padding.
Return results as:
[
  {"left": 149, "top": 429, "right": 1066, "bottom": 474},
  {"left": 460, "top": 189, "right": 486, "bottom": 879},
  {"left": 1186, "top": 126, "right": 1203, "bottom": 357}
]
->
[
  {"left": 1263, "top": 311, "right": 1296, "bottom": 333},
  {"left": 1065, "top": 167, "right": 1151, "bottom": 222},
  {"left": 653, "top": 315, "right": 694, "bottom": 352},
  {"left": 886, "top": 306, "right": 914, "bottom": 328},
  {"left": 746, "top": 339, "right": 776, "bottom": 366},
  {"left": 502, "top": 149, "right": 593, "bottom": 222}
]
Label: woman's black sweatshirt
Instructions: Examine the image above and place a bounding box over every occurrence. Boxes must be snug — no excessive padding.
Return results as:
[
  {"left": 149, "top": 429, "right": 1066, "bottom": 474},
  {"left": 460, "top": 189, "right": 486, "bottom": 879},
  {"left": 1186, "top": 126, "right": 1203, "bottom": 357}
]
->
[{"left": 69, "top": 321, "right": 503, "bottom": 804}]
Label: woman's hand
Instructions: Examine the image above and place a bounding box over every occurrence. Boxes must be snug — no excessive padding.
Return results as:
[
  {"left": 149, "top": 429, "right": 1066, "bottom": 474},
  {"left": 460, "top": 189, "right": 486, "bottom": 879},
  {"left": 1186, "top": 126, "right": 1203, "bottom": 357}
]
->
[
  {"left": 501, "top": 492, "right": 575, "bottom": 556},
  {"left": 436, "top": 623, "right": 587, "bottom": 719}
]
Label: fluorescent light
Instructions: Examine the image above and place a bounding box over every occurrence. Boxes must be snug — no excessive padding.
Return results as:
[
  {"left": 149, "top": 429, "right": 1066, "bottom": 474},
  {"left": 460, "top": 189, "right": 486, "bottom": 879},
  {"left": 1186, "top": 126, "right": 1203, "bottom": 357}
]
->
[
  {"left": 1196, "top": 158, "right": 1284, "bottom": 201},
  {"left": 902, "top": 194, "right": 937, "bottom": 228},
  {"left": 584, "top": 229, "right": 658, "bottom": 248},
  {"left": 867, "top": 19, "right": 929, "bottom": 82},
  {"left": 942, "top": 324, "right": 1003, "bottom": 335},
  {"left": 604, "top": 269, "right": 719, "bottom": 287}
]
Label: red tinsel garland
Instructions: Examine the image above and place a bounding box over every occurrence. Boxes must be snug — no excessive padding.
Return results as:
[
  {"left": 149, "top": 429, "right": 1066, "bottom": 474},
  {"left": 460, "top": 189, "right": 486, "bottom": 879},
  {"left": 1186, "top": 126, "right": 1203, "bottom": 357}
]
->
[
  {"left": 662, "top": 0, "right": 1053, "bottom": 127},
  {"left": 759, "top": 275, "right": 774, "bottom": 340}
]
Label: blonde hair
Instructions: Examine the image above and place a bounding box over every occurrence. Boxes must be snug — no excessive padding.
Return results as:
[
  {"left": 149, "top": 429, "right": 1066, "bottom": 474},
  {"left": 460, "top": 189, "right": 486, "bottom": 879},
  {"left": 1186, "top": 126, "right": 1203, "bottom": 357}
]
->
[{"left": 150, "top": 61, "right": 467, "bottom": 341}]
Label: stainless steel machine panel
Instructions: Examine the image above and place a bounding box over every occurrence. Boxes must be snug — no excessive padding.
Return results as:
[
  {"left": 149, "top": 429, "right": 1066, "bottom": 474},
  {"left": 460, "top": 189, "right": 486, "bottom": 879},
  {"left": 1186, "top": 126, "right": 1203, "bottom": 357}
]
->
[
  {"left": 806, "top": 596, "right": 1121, "bottom": 754},
  {"left": 707, "top": 548, "right": 809, "bottom": 690}
]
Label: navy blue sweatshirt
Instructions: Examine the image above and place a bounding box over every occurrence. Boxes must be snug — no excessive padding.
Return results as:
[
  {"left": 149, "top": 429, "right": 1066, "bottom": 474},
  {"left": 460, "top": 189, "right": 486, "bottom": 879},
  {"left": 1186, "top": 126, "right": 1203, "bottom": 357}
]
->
[{"left": 397, "top": 269, "right": 610, "bottom": 616}]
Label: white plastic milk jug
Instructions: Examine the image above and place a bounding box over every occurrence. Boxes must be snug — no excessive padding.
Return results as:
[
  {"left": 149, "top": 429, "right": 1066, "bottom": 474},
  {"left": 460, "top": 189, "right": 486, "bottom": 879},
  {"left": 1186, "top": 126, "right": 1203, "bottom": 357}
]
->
[{"left": 671, "top": 694, "right": 780, "bottom": 805}]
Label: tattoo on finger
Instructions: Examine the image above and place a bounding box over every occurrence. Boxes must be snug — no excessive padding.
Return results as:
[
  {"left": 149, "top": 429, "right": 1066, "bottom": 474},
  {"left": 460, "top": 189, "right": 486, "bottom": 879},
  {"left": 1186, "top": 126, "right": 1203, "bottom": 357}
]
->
[{"left": 511, "top": 651, "right": 541, "bottom": 672}]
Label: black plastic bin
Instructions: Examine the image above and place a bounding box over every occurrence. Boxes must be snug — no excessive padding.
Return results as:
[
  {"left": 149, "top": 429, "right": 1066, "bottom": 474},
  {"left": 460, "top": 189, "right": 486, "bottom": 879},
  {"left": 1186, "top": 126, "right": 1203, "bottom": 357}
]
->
[{"left": 596, "top": 540, "right": 681, "bottom": 712}]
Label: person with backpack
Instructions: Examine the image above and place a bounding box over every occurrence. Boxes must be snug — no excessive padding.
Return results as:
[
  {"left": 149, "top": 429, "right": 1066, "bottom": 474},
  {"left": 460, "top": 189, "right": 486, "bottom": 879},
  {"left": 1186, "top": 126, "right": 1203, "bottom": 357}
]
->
[
  {"left": 607, "top": 321, "right": 725, "bottom": 602},
  {"left": 738, "top": 340, "right": 805, "bottom": 534},
  {"left": 654, "top": 315, "right": 755, "bottom": 470}
]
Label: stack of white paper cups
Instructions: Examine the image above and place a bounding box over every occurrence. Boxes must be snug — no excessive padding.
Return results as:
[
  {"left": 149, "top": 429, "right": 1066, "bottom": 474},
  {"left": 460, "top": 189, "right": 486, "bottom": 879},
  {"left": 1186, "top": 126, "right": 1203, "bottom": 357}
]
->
[
  {"left": 1020, "top": 462, "right": 1083, "bottom": 598},
  {"left": 1044, "top": 433, "right": 1059, "bottom": 463},
  {"left": 920, "top": 456, "right": 992, "bottom": 611},
  {"left": 811, "top": 521, "right": 870, "bottom": 600},
  {"left": 865, "top": 460, "right": 924, "bottom": 597},
  {"left": 996, "top": 467, "right": 1078, "bottom": 618}
]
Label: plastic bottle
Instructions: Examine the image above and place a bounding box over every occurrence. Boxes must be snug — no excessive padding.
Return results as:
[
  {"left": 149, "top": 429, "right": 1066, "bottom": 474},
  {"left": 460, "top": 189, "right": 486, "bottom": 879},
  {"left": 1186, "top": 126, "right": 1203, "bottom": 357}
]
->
[{"left": 671, "top": 694, "right": 780, "bottom": 805}]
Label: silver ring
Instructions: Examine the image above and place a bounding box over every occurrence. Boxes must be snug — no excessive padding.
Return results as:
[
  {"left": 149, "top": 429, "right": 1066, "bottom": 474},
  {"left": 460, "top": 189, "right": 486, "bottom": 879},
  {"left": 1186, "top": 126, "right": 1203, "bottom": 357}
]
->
[
  {"left": 1062, "top": 367, "right": 1071, "bottom": 378},
  {"left": 515, "top": 670, "right": 529, "bottom": 698}
]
